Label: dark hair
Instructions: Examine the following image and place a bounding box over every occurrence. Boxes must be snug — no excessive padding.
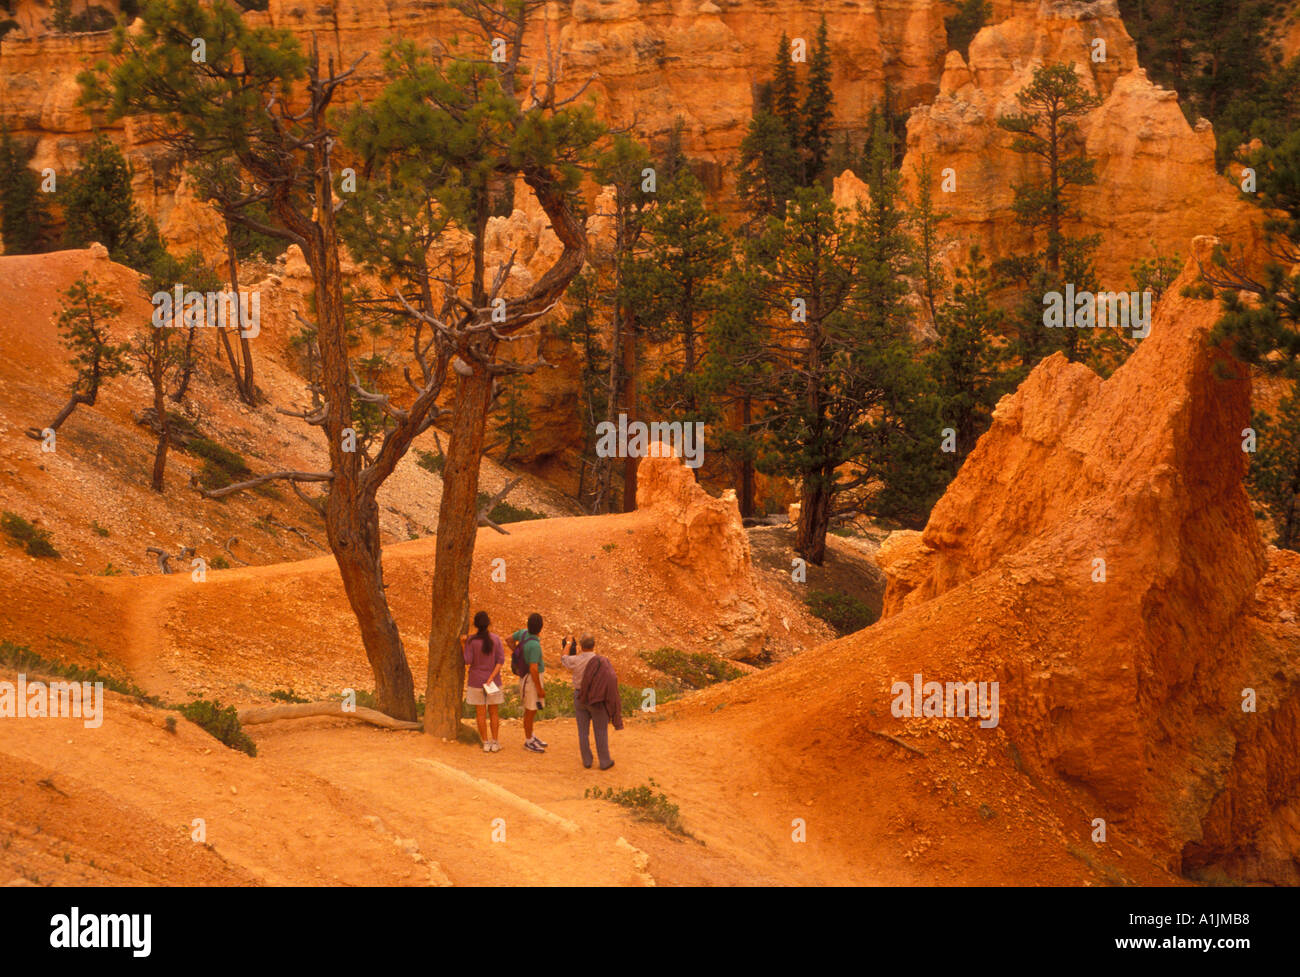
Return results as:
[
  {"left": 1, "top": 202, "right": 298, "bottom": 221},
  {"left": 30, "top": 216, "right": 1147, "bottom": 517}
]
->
[
  {"left": 473, "top": 610, "right": 492, "bottom": 656},
  {"left": 527, "top": 612, "right": 543, "bottom": 634}
]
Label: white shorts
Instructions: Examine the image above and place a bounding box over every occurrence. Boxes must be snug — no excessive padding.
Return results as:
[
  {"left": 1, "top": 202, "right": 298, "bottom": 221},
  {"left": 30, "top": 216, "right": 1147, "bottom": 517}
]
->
[
  {"left": 520, "top": 674, "right": 542, "bottom": 711},
  {"left": 466, "top": 685, "right": 504, "bottom": 706}
]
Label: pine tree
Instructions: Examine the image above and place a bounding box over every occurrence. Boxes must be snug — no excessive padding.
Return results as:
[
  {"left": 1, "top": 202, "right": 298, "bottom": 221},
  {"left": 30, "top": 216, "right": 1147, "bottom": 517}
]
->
[
  {"left": 491, "top": 376, "right": 532, "bottom": 462},
  {"left": 702, "top": 259, "right": 770, "bottom": 517},
  {"left": 61, "top": 132, "right": 160, "bottom": 270},
  {"left": 773, "top": 33, "right": 800, "bottom": 153},
  {"left": 996, "top": 62, "right": 1103, "bottom": 368},
  {"left": 997, "top": 63, "right": 1101, "bottom": 278},
  {"left": 910, "top": 153, "right": 951, "bottom": 325},
  {"left": 591, "top": 133, "right": 656, "bottom": 510},
  {"left": 737, "top": 82, "right": 800, "bottom": 221},
  {"left": 802, "top": 18, "right": 834, "bottom": 186},
  {"left": 1247, "top": 392, "right": 1300, "bottom": 550},
  {"left": 553, "top": 270, "right": 612, "bottom": 512},
  {"left": 0, "top": 126, "right": 52, "bottom": 254},
  {"left": 743, "top": 124, "right": 933, "bottom": 561},
  {"left": 627, "top": 168, "right": 730, "bottom": 418},
  {"left": 26, "top": 273, "right": 131, "bottom": 441},
  {"left": 928, "top": 248, "right": 1014, "bottom": 472},
  {"left": 131, "top": 248, "right": 212, "bottom": 492}
]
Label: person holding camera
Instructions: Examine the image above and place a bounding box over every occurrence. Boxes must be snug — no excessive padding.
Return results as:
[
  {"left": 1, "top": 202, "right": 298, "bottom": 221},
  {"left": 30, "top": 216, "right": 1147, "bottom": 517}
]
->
[{"left": 563, "top": 633, "right": 620, "bottom": 770}]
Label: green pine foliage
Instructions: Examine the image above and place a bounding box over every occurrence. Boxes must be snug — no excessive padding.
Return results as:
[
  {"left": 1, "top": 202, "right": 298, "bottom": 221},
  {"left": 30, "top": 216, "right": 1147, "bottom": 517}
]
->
[
  {"left": 627, "top": 168, "right": 730, "bottom": 418},
  {"left": 493, "top": 377, "right": 532, "bottom": 461},
  {"left": 735, "top": 121, "right": 940, "bottom": 560},
  {"left": 737, "top": 22, "right": 837, "bottom": 220},
  {"left": 552, "top": 270, "right": 613, "bottom": 511},
  {"left": 944, "top": 0, "right": 992, "bottom": 59},
  {"left": 0, "top": 127, "right": 53, "bottom": 255},
  {"left": 995, "top": 63, "right": 1105, "bottom": 369},
  {"left": 1119, "top": 1, "right": 1300, "bottom": 164},
  {"left": 928, "top": 248, "right": 1015, "bottom": 472},
  {"left": 55, "top": 273, "right": 132, "bottom": 407},
  {"left": 801, "top": 19, "right": 835, "bottom": 185},
  {"left": 1248, "top": 393, "right": 1300, "bottom": 550},
  {"left": 61, "top": 133, "right": 161, "bottom": 270}
]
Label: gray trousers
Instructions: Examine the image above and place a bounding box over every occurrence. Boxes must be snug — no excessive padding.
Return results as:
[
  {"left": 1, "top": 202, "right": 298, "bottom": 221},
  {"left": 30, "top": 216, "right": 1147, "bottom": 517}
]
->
[{"left": 576, "top": 699, "right": 613, "bottom": 768}]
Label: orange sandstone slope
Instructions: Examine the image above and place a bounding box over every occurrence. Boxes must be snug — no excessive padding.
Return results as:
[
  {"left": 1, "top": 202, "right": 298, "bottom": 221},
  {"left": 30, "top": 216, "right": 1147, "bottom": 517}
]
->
[{"left": 672, "top": 240, "right": 1299, "bottom": 885}]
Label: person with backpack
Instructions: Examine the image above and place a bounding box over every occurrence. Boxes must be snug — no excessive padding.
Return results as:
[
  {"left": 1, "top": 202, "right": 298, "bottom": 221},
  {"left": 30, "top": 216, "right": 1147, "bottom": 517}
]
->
[
  {"left": 575, "top": 642, "right": 623, "bottom": 770},
  {"left": 461, "top": 610, "right": 505, "bottom": 753},
  {"left": 507, "top": 612, "right": 547, "bottom": 753}
]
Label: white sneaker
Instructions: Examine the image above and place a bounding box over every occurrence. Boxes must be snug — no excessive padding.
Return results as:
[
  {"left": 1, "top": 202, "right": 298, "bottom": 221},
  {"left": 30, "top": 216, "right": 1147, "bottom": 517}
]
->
[
  {"left": 489, "top": 740, "right": 501, "bottom": 752},
  {"left": 482, "top": 740, "right": 492, "bottom": 753}
]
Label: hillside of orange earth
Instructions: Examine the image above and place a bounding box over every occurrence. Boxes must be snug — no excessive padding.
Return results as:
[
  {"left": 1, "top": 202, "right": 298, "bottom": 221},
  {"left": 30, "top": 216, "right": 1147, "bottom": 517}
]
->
[
  {"left": 0, "top": 247, "right": 585, "bottom": 579},
  {"left": 0, "top": 446, "right": 1178, "bottom": 887}
]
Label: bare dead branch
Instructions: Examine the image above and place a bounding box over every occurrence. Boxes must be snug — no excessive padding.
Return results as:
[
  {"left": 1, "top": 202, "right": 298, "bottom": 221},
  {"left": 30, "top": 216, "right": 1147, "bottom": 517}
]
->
[{"left": 198, "top": 470, "right": 334, "bottom": 500}]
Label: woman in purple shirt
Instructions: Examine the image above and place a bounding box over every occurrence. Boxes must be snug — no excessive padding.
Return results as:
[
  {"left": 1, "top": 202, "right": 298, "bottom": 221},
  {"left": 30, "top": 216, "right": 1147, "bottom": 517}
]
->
[{"left": 461, "top": 610, "right": 505, "bottom": 753}]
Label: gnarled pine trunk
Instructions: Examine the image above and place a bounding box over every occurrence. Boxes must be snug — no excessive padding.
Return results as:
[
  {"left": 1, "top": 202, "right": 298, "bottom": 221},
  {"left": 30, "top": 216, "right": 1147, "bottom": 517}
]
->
[
  {"left": 300, "top": 184, "right": 418, "bottom": 722},
  {"left": 424, "top": 363, "right": 495, "bottom": 737}
]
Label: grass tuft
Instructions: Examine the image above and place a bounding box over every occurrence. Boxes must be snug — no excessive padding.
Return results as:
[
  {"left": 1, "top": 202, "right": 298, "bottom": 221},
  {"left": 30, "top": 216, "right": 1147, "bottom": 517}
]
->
[
  {"left": 805, "top": 589, "right": 878, "bottom": 636},
  {"left": 1, "top": 511, "right": 59, "bottom": 558},
  {"left": 585, "top": 778, "right": 691, "bottom": 836}
]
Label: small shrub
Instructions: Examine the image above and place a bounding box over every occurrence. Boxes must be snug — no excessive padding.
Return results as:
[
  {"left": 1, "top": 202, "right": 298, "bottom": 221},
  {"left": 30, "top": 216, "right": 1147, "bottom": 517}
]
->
[
  {"left": 187, "top": 437, "right": 251, "bottom": 491},
  {"left": 602, "top": 542, "right": 617, "bottom": 552},
  {"left": 98, "top": 563, "right": 123, "bottom": 576},
  {"left": 585, "top": 779, "right": 690, "bottom": 836},
  {"left": 164, "top": 715, "right": 177, "bottom": 734},
  {"left": 415, "top": 448, "right": 444, "bottom": 475},
  {"left": 91, "top": 521, "right": 110, "bottom": 537},
  {"left": 805, "top": 589, "right": 878, "bottom": 636},
  {"left": 210, "top": 555, "right": 230, "bottom": 570},
  {"left": 476, "top": 492, "right": 546, "bottom": 524},
  {"left": 178, "top": 698, "right": 257, "bottom": 757},
  {"left": 269, "top": 688, "right": 309, "bottom": 704},
  {"left": 639, "top": 647, "right": 742, "bottom": 690},
  {"left": 1, "top": 511, "right": 59, "bottom": 558},
  {"left": 0, "top": 640, "right": 160, "bottom": 705}
]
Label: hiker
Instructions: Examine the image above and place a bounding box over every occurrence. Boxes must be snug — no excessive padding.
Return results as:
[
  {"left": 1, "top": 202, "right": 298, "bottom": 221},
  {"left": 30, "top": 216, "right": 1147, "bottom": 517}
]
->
[
  {"left": 508, "top": 612, "right": 547, "bottom": 753},
  {"left": 573, "top": 638, "right": 623, "bottom": 770},
  {"left": 461, "top": 610, "right": 505, "bottom": 753}
]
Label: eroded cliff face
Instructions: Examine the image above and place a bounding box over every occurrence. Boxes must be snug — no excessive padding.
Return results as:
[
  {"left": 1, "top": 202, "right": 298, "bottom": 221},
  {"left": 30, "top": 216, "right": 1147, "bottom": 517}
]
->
[
  {"left": 877, "top": 239, "right": 1300, "bottom": 883},
  {"left": 0, "top": 0, "right": 949, "bottom": 235},
  {"left": 903, "top": 0, "right": 1261, "bottom": 285}
]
